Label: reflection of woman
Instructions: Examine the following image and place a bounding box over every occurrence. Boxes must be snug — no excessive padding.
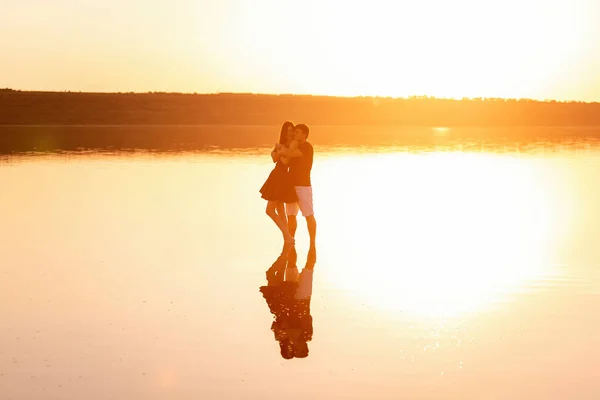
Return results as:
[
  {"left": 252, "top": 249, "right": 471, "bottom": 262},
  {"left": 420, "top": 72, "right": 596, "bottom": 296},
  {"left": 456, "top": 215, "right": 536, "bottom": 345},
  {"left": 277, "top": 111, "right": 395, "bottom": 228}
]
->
[
  {"left": 259, "top": 121, "right": 297, "bottom": 255},
  {"left": 259, "top": 267, "right": 314, "bottom": 359}
]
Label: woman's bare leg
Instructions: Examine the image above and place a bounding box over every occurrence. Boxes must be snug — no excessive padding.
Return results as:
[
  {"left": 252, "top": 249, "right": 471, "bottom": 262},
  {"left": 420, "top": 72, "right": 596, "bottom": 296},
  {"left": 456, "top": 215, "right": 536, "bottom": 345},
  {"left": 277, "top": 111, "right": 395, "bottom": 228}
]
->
[
  {"left": 275, "top": 202, "right": 287, "bottom": 225},
  {"left": 266, "top": 201, "right": 294, "bottom": 246},
  {"left": 276, "top": 202, "right": 295, "bottom": 255}
]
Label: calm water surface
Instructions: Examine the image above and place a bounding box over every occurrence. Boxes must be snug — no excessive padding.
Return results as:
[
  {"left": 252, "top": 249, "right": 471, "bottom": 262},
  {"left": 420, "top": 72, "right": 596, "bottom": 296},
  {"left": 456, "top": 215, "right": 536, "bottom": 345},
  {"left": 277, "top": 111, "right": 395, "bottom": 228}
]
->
[{"left": 1, "top": 127, "right": 600, "bottom": 399}]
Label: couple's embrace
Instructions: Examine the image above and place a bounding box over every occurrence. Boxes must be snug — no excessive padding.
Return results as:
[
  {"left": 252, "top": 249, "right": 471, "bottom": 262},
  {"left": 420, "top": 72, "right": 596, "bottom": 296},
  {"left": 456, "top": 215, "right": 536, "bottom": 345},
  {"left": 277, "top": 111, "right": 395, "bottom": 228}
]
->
[{"left": 260, "top": 122, "right": 317, "bottom": 286}]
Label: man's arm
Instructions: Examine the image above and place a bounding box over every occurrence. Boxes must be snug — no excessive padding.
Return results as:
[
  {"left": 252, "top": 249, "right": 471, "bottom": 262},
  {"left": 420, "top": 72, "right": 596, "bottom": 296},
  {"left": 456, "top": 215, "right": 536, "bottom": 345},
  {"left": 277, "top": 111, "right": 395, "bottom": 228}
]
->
[
  {"left": 280, "top": 140, "right": 303, "bottom": 158},
  {"left": 285, "top": 149, "right": 303, "bottom": 158}
]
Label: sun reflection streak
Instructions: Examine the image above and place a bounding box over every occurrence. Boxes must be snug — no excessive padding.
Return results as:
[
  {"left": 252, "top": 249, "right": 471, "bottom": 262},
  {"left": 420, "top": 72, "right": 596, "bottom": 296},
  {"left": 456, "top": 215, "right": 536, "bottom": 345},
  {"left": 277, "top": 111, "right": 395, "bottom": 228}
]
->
[{"left": 316, "top": 151, "right": 565, "bottom": 318}]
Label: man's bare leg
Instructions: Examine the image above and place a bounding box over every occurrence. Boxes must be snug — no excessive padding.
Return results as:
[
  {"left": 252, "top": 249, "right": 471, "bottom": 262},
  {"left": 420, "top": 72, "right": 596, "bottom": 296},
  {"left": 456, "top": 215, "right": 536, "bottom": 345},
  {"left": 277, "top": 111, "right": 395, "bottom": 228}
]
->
[
  {"left": 305, "top": 215, "right": 317, "bottom": 266},
  {"left": 296, "top": 215, "right": 316, "bottom": 297}
]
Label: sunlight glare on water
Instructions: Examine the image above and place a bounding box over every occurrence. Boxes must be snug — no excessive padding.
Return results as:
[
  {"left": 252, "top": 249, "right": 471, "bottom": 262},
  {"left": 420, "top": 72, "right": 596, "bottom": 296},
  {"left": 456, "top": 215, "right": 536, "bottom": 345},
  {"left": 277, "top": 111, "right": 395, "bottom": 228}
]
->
[{"left": 315, "top": 151, "right": 570, "bottom": 317}]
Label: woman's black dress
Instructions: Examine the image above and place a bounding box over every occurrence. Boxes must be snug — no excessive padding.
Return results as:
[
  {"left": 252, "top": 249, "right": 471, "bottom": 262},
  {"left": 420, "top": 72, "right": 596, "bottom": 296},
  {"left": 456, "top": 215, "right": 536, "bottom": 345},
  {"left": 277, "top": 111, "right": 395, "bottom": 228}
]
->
[{"left": 260, "top": 160, "right": 298, "bottom": 203}]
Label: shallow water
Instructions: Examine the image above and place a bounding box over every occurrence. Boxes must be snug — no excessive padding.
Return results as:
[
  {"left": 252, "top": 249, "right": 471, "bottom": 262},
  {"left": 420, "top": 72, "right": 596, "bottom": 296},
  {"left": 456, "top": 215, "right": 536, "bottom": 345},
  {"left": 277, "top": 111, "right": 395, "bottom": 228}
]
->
[{"left": 1, "top": 127, "right": 600, "bottom": 399}]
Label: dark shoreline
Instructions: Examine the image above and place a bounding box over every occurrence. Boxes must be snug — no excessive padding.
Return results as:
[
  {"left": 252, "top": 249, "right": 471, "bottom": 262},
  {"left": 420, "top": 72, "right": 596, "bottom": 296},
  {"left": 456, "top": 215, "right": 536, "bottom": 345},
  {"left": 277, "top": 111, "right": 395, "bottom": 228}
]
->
[{"left": 2, "top": 90, "right": 600, "bottom": 126}]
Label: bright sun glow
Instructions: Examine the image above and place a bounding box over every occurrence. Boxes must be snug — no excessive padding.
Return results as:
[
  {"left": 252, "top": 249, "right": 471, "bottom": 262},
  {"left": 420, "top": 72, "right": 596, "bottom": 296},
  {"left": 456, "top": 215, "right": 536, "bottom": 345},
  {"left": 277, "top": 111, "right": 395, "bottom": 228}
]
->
[
  {"left": 316, "top": 151, "right": 565, "bottom": 318},
  {"left": 2, "top": 0, "right": 599, "bottom": 100},
  {"left": 226, "top": 0, "right": 598, "bottom": 100}
]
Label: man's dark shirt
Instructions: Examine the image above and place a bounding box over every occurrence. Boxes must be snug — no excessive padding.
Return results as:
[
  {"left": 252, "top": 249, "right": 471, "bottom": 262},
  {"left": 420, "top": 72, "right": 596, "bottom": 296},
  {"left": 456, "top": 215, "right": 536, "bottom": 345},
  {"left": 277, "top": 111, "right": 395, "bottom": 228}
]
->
[{"left": 289, "top": 142, "right": 313, "bottom": 186}]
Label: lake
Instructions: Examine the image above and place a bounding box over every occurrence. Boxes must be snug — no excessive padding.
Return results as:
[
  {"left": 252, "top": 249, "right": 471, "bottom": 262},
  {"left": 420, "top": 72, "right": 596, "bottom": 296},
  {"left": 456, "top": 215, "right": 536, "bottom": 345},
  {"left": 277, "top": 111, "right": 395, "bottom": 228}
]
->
[{"left": 1, "top": 126, "right": 599, "bottom": 399}]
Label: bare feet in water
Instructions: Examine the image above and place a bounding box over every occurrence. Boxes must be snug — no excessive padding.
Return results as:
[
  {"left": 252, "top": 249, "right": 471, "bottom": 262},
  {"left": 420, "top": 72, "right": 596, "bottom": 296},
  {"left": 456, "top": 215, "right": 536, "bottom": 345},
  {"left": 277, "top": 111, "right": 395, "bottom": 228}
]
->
[
  {"left": 266, "top": 255, "right": 286, "bottom": 286},
  {"left": 282, "top": 236, "right": 295, "bottom": 256},
  {"left": 306, "top": 246, "right": 317, "bottom": 267}
]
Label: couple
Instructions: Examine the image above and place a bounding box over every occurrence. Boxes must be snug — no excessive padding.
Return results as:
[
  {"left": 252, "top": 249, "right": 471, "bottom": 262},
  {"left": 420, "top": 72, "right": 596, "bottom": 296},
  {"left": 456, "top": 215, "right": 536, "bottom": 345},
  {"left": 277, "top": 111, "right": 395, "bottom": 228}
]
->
[{"left": 260, "top": 122, "right": 317, "bottom": 285}]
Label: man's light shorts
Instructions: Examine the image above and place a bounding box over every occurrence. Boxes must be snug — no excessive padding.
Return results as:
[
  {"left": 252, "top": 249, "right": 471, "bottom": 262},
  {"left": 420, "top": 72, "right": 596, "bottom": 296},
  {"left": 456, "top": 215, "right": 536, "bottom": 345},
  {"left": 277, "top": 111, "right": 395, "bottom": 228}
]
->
[{"left": 285, "top": 186, "right": 314, "bottom": 217}]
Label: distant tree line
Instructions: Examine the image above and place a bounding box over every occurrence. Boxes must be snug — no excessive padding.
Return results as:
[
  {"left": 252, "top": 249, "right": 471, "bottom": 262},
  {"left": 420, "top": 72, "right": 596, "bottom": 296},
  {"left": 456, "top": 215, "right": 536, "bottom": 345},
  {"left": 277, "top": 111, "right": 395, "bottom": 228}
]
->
[{"left": 1, "top": 90, "right": 599, "bottom": 126}]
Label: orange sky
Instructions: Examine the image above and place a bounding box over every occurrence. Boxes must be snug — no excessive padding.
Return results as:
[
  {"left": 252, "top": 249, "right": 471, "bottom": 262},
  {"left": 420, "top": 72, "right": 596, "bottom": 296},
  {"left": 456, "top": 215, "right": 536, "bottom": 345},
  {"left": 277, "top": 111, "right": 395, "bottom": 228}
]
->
[{"left": 2, "top": 0, "right": 599, "bottom": 101}]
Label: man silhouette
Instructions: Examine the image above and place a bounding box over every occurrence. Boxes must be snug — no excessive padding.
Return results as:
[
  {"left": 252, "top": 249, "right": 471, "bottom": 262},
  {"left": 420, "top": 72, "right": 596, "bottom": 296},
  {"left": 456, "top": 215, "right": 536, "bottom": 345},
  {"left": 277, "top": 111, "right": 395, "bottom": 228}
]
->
[{"left": 282, "top": 124, "right": 317, "bottom": 280}]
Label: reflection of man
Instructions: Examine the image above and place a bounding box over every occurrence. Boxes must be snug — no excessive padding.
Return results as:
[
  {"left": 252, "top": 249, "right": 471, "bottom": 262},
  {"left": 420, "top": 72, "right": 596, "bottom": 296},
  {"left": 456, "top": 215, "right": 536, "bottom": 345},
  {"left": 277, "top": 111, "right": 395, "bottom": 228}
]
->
[{"left": 281, "top": 124, "right": 317, "bottom": 279}]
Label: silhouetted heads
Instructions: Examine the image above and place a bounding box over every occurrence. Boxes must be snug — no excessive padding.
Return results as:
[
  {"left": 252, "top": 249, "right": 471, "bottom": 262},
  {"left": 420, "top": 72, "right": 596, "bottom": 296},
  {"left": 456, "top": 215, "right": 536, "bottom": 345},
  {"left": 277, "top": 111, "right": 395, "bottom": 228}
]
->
[
  {"left": 293, "top": 341, "right": 309, "bottom": 358},
  {"left": 279, "top": 339, "right": 294, "bottom": 359},
  {"left": 279, "top": 121, "right": 295, "bottom": 146}
]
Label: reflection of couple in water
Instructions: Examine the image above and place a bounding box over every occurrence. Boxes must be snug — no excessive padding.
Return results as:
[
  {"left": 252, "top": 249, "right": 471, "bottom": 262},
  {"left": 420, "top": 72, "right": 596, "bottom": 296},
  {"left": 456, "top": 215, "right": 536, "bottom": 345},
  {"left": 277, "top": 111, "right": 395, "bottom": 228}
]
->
[
  {"left": 259, "top": 122, "right": 317, "bottom": 358},
  {"left": 259, "top": 271, "right": 314, "bottom": 359},
  {"left": 260, "top": 122, "right": 317, "bottom": 284}
]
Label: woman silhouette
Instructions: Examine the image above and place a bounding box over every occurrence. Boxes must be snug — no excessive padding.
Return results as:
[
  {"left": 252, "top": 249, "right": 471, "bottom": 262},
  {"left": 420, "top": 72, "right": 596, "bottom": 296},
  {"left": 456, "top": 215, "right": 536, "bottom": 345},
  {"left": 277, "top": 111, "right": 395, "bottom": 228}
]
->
[{"left": 260, "top": 121, "right": 297, "bottom": 255}]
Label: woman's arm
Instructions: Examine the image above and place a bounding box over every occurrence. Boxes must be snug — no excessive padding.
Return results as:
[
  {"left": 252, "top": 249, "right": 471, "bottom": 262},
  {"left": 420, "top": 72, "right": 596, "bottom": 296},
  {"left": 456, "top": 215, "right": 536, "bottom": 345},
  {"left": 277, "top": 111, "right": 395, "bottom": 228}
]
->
[{"left": 271, "top": 144, "right": 282, "bottom": 163}]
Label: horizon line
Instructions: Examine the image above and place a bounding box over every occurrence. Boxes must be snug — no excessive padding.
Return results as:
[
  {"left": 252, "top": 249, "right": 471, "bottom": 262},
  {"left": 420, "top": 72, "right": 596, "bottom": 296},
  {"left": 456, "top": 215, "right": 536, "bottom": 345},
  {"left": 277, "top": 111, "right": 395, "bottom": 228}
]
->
[{"left": 2, "top": 88, "right": 599, "bottom": 105}]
